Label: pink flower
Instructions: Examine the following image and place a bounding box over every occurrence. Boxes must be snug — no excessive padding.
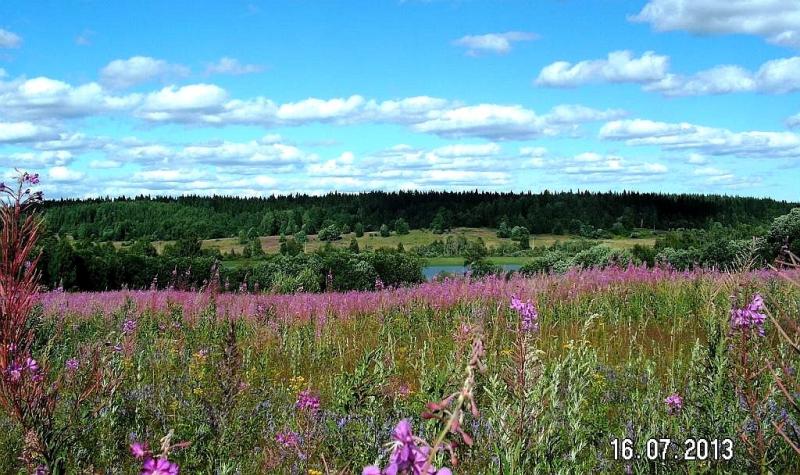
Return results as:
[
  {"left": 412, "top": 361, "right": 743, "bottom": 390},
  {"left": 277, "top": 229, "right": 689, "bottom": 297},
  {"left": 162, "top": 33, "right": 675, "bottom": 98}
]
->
[
  {"left": 275, "top": 430, "right": 300, "bottom": 449},
  {"left": 510, "top": 296, "right": 538, "bottom": 332},
  {"left": 365, "top": 419, "right": 452, "bottom": 475},
  {"left": 295, "top": 389, "right": 320, "bottom": 413},
  {"left": 23, "top": 357, "right": 39, "bottom": 373},
  {"left": 730, "top": 293, "right": 767, "bottom": 336},
  {"left": 130, "top": 442, "right": 147, "bottom": 459},
  {"left": 141, "top": 457, "right": 179, "bottom": 475},
  {"left": 665, "top": 393, "right": 683, "bottom": 414},
  {"left": 65, "top": 358, "right": 79, "bottom": 371}
]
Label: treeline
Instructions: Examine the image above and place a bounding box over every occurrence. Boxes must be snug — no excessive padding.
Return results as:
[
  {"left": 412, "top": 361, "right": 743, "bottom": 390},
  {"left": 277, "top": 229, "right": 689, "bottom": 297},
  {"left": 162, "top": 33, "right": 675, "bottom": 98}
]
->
[
  {"left": 517, "top": 208, "right": 800, "bottom": 275},
  {"left": 41, "top": 191, "right": 797, "bottom": 241},
  {"left": 39, "top": 237, "right": 424, "bottom": 292}
]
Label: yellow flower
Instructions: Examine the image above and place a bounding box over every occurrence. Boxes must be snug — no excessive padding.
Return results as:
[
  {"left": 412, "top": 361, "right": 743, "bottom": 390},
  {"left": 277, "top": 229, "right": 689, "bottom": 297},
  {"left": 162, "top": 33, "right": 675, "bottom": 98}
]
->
[
  {"left": 500, "top": 348, "right": 513, "bottom": 357},
  {"left": 289, "top": 375, "right": 306, "bottom": 393},
  {"left": 192, "top": 387, "right": 204, "bottom": 396},
  {"left": 308, "top": 470, "right": 323, "bottom": 475}
]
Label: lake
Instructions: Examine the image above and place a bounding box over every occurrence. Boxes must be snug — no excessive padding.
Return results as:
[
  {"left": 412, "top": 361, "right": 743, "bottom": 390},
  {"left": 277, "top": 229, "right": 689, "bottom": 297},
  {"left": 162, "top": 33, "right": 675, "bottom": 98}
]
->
[{"left": 422, "top": 264, "right": 522, "bottom": 280}]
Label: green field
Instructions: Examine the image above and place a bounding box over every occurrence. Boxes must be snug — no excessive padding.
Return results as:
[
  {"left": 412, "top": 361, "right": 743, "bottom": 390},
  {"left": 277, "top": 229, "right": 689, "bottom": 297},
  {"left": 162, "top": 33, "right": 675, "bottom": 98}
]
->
[{"left": 118, "top": 227, "right": 656, "bottom": 257}]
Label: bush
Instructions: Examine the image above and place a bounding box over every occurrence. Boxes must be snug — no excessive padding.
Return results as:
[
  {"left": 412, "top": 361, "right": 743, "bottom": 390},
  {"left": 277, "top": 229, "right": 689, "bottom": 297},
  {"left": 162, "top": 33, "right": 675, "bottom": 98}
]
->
[
  {"left": 318, "top": 224, "right": 342, "bottom": 242},
  {"left": 765, "top": 208, "right": 800, "bottom": 258},
  {"left": 379, "top": 224, "right": 391, "bottom": 237},
  {"left": 394, "top": 218, "right": 410, "bottom": 235}
]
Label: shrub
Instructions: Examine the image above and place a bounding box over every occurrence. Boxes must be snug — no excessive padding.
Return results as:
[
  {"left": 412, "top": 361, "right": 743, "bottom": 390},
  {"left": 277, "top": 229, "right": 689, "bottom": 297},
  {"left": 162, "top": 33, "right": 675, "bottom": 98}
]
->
[{"left": 318, "top": 224, "right": 342, "bottom": 242}]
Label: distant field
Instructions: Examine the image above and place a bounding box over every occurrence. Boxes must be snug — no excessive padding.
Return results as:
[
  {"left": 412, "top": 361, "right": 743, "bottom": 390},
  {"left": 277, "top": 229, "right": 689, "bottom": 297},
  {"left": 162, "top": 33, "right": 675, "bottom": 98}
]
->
[{"left": 115, "top": 227, "right": 656, "bottom": 257}]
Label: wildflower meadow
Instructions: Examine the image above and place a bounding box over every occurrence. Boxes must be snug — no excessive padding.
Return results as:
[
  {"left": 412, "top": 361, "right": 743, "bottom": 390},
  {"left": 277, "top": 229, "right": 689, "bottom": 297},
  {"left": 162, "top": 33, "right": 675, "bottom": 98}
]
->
[{"left": 2, "top": 173, "right": 800, "bottom": 474}]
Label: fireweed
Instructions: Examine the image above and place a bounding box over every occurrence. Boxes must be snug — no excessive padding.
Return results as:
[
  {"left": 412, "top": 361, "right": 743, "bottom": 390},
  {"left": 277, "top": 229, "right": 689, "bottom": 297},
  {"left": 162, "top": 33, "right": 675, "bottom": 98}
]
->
[
  {"left": 129, "top": 430, "right": 188, "bottom": 475},
  {"left": 0, "top": 172, "right": 116, "bottom": 472},
  {"left": 364, "top": 327, "right": 486, "bottom": 474}
]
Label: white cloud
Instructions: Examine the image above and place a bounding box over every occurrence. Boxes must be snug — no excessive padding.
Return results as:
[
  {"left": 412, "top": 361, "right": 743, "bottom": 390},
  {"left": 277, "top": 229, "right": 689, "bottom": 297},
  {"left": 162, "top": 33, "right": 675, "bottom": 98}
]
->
[
  {"left": 409, "top": 103, "right": 621, "bottom": 140},
  {"left": 600, "top": 119, "right": 800, "bottom": 159},
  {"left": 205, "top": 57, "right": 264, "bottom": 75},
  {"left": 630, "top": 0, "right": 800, "bottom": 48},
  {"left": 646, "top": 57, "right": 800, "bottom": 96},
  {"left": 48, "top": 166, "right": 85, "bottom": 182},
  {"left": 0, "top": 121, "right": 57, "bottom": 143},
  {"left": 536, "top": 50, "right": 669, "bottom": 87},
  {"left": 136, "top": 84, "right": 229, "bottom": 121},
  {"left": 100, "top": 56, "right": 190, "bottom": 89},
  {"left": 453, "top": 31, "right": 538, "bottom": 55},
  {"left": 0, "top": 150, "right": 72, "bottom": 167},
  {"left": 0, "top": 28, "right": 21, "bottom": 48},
  {"left": 0, "top": 76, "right": 141, "bottom": 120}
]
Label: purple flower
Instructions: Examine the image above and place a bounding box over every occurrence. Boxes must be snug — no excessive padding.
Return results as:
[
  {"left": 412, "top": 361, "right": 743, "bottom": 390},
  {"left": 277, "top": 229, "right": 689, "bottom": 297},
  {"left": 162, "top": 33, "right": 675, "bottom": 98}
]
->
[
  {"left": 5, "top": 363, "right": 22, "bottom": 382},
  {"left": 730, "top": 293, "right": 767, "bottom": 336},
  {"left": 665, "top": 393, "right": 683, "bottom": 414},
  {"left": 141, "top": 457, "right": 179, "bottom": 475},
  {"left": 23, "top": 357, "right": 39, "bottom": 374},
  {"left": 65, "top": 358, "right": 79, "bottom": 371},
  {"left": 122, "top": 319, "right": 137, "bottom": 334},
  {"left": 365, "top": 419, "right": 452, "bottom": 475},
  {"left": 510, "top": 296, "right": 539, "bottom": 332},
  {"left": 295, "top": 389, "right": 320, "bottom": 413},
  {"left": 275, "top": 430, "right": 300, "bottom": 448},
  {"left": 130, "top": 442, "right": 147, "bottom": 459}
]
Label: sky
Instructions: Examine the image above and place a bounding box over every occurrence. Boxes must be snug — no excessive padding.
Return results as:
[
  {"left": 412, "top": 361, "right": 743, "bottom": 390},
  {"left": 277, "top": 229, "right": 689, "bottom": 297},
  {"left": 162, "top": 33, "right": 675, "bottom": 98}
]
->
[{"left": 1, "top": 0, "right": 800, "bottom": 200}]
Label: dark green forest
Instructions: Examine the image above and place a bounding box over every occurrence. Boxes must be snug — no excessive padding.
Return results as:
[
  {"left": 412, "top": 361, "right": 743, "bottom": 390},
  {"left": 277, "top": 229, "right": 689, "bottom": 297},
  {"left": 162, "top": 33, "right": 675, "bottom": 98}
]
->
[{"left": 42, "top": 190, "right": 797, "bottom": 241}]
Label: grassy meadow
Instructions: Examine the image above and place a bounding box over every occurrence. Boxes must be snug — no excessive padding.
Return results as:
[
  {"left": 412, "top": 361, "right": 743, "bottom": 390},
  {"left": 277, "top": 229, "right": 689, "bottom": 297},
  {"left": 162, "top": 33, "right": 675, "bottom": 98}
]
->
[
  {"left": 114, "top": 227, "right": 656, "bottom": 258},
  {"left": 6, "top": 266, "right": 800, "bottom": 473}
]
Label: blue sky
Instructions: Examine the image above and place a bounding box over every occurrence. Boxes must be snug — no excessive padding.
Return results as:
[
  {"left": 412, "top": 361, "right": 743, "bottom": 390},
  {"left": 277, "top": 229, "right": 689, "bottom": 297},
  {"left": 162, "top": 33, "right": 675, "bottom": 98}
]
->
[{"left": 1, "top": 0, "right": 799, "bottom": 200}]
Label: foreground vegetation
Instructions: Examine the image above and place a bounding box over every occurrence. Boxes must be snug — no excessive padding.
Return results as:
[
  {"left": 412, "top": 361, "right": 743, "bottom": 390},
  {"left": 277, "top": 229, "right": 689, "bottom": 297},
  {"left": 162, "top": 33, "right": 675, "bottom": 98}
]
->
[{"left": 4, "top": 267, "right": 800, "bottom": 473}]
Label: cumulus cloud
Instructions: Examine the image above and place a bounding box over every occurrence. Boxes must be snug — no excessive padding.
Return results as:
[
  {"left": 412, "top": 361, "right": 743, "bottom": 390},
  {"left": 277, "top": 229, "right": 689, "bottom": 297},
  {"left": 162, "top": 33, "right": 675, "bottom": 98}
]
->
[
  {"left": 600, "top": 118, "right": 800, "bottom": 159},
  {"left": 0, "top": 75, "right": 141, "bottom": 120},
  {"left": 104, "top": 134, "right": 312, "bottom": 173},
  {"left": 100, "top": 56, "right": 190, "bottom": 89},
  {"left": 0, "top": 28, "right": 21, "bottom": 48},
  {"left": 48, "top": 166, "right": 85, "bottom": 182},
  {"left": 646, "top": 57, "right": 800, "bottom": 96},
  {"left": 0, "top": 150, "right": 72, "bottom": 167},
  {"left": 535, "top": 50, "right": 669, "bottom": 87},
  {"left": 0, "top": 121, "right": 57, "bottom": 143},
  {"left": 537, "top": 48, "right": 800, "bottom": 96},
  {"left": 205, "top": 57, "right": 264, "bottom": 75},
  {"left": 453, "top": 31, "right": 538, "bottom": 56},
  {"left": 409, "top": 104, "right": 623, "bottom": 140},
  {"left": 630, "top": 0, "right": 800, "bottom": 48}
]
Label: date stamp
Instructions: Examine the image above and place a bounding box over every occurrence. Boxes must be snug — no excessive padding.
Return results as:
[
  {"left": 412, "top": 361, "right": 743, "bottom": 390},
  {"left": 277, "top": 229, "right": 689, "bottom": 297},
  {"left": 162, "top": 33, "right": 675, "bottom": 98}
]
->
[{"left": 610, "top": 438, "right": 734, "bottom": 461}]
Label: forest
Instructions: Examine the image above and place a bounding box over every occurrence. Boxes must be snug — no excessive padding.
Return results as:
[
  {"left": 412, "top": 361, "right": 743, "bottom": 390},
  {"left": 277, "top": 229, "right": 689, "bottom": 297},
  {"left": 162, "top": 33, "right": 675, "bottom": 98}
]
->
[{"left": 42, "top": 190, "right": 797, "bottom": 241}]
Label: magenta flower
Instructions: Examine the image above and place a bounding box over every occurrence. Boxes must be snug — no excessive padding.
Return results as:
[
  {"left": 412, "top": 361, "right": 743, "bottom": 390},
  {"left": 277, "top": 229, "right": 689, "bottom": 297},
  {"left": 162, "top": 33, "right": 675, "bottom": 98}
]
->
[
  {"left": 141, "top": 457, "right": 179, "bottom": 475},
  {"left": 122, "top": 319, "right": 137, "bottom": 334},
  {"left": 275, "top": 430, "right": 300, "bottom": 448},
  {"left": 510, "top": 296, "right": 539, "bottom": 332},
  {"left": 730, "top": 293, "right": 767, "bottom": 336},
  {"left": 665, "top": 393, "right": 683, "bottom": 414},
  {"left": 6, "top": 363, "right": 22, "bottom": 382},
  {"left": 295, "top": 389, "right": 320, "bottom": 413},
  {"left": 23, "top": 357, "right": 39, "bottom": 374},
  {"left": 130, "top": 442, "right": 147, "bottom": 459},
  {"left": 65, "top": 358, "right": 79, "bottom": 371},
  {"left": 365, "top": 419, "right": 452, "bottom": 475}
]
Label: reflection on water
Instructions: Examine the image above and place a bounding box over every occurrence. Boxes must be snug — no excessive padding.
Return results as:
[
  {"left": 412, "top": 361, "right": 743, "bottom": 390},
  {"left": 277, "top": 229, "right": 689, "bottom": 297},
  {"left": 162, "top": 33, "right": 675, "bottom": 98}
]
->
[{"left": 423, "top": 264, "right": 522, "bottom": 280}]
